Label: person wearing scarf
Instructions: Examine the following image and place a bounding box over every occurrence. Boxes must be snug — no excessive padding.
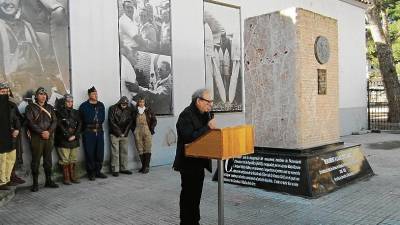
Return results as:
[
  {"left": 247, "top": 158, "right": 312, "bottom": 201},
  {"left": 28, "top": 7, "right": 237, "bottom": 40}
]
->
[
  {"left": 55, "top": 94, "right": 81, "bottom": 185},
  {"left": 0, "top": 82, "right": 21, "bottom": 190},
  {"left": 132, "top": 96, "right": 157, "bottom": 174}
]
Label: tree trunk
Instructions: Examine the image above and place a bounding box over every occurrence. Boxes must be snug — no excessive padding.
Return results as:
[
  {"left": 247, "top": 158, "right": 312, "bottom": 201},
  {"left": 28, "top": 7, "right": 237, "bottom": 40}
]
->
[{"left": 367, "top": 1, "right": 400, "bottom": 122}]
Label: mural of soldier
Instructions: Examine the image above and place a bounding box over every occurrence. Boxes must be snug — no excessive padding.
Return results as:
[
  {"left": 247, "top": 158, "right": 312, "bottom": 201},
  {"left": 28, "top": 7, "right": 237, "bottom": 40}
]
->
[
  {"left": 204, "top": 2, "right": 242, "bottom": 112},
  {"left": 0, "top": 0, "right": 70, "bottom": 106}
]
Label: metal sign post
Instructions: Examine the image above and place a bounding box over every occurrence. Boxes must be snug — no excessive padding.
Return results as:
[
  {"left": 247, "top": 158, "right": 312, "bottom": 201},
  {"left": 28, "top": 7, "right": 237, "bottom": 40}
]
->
[{"left": 218, "top": 159, "right": 224, "bottom": 225}]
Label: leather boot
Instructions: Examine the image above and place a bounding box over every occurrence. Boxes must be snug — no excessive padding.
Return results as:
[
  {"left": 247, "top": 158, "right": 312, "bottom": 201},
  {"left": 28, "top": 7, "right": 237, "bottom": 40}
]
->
[
  {"left": 70, "top": 163, "right": 80, "bottom": 183},
  {"left": 11, "top": 168, "right": 25, "bottom": 185},
  {"left": 142, "top": 153, "right": 151, "bottom": 174},
  {"left": 44, "top": 172, "right": 59, "bottom": 188},
  {"left": 30, "top": 174, "right": 39, "bottom": 192},
  {"left": 138, "top": 154, "right": 145, "bottom": 173},
  {"left": 63, "top": 165, "right": 71, "bottom": 185}
]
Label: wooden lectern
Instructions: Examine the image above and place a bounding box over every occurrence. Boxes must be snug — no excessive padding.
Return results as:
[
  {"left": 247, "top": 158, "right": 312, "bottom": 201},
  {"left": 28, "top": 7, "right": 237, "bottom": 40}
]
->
[{"left": 185, "top": 125, "right": 254, "bottom": 225}]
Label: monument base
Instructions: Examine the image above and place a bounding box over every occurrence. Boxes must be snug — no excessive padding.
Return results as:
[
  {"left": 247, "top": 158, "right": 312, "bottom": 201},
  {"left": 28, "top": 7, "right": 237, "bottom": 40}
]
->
[{"left": 223, "top": 143, "right": 374, "bottom": 198}]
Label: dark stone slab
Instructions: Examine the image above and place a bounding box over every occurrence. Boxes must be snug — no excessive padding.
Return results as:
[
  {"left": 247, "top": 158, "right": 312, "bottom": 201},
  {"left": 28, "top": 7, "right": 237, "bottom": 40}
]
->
[{"left": 224, "top": 143, "right": 374, "bottom": 198}]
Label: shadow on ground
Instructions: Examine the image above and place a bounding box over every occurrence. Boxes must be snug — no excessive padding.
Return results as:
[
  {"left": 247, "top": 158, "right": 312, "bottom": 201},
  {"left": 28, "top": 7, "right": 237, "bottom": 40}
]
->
[{"left": 367, "top": 141, "right": 400, "bottom": 150}]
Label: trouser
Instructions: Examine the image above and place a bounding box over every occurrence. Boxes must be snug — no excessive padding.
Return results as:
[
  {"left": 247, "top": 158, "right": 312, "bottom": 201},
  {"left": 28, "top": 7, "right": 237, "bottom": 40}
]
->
[
  {"left": 82, "top": 131, "right": 104, "bottom": 175},
  {"left": 31, "top": 134, "right": 54, "bottom": 176},
  {"left": 57, "top": 147, "right": 79, "bottom": 165},
  {"left": 0, "top": 150, "right": 16, "bottom": 185},
  {"left": 134, "top": 129, "right": 152, "bottom": 155},
  {"left": 179, "top": 169, "right": 205, "bottom": 225},
  {"left": 110, "top": 134, "right": 129, "bottom": 172},
  {"left": 15, "top": 131, "right": 23, "bottom": 166}
]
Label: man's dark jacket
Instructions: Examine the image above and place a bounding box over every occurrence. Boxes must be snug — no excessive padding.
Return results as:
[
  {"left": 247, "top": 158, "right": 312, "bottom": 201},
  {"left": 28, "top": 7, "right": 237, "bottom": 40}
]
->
[
  {"left": 173, "top": 101, "right": 212, "bottom": 172},
  {"left": 25, "top": 102, "right": 57, "bottom": 135},
  {"left": 0, "top": 99, "right": 21, "bottom": 153},
  {"left": 55, "top": 105, "right": 81, "bottom": 148},
  {"left": 108, "top": 102, "right": 134, "bottom": 137},
  {"left": 132, "top": 107, "right": 157, "bottom": 135}
]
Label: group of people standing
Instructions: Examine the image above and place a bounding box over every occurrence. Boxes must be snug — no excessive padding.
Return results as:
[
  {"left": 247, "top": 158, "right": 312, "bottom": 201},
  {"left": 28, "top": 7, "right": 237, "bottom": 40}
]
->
[
  {"left": 1, "top": 82, "right": 215, "bottom": 225},
  {"left": 0, "top": 82, "right": 157, "bottom": 192}
]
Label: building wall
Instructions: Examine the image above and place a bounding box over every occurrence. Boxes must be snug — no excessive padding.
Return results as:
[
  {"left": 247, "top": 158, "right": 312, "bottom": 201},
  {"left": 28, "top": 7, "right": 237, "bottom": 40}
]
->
[
  {"left": 20, "top": 0, "right": 367, "bottom": 171},
  {"left": 296, "top": 9, "right": 340, "bottom": 148}
]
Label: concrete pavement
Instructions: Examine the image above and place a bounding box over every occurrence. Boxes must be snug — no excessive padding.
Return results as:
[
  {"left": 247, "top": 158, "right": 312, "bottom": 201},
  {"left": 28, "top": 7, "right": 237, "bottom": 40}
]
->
[{"left": 1, "top": 133, "right": 400, "bottom": 225}]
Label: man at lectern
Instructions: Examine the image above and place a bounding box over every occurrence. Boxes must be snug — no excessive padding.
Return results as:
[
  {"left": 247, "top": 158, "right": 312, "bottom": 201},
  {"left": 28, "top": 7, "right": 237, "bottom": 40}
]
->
[{"left": 173, "top": 88, "right": 216, "bottom": 225}]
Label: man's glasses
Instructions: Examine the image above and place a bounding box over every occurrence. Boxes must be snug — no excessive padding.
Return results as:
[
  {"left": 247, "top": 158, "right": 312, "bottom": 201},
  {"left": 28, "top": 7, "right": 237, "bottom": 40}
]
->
[{"left": 199, "top": 97, "right": 213, "bottom": 104}]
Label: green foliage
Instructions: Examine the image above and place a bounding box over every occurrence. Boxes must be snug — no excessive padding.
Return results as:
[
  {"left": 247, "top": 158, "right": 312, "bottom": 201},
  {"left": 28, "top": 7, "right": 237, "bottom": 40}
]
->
[{"left": 368, "top": 0, "right": 400, "bottom": 77}]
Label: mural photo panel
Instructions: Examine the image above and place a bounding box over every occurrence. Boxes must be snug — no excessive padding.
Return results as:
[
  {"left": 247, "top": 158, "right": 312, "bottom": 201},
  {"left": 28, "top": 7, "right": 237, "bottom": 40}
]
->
[
  {"left": 0, "top": 0, "right": 71, "bottom": 107},
  {"left": 204, "top": 1, "right": 243, "bottom": 112},
  {"left": 118, "top": 0, "right": 173, "bottom": 115}
]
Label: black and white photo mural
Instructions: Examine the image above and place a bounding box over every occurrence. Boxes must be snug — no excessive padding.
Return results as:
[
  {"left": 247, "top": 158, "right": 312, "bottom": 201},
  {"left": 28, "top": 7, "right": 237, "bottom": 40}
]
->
[
  {"left": 118, "top": 0, "right": 173, "bottom": 115},
  {"left": 204, "top": 0, "right": 242, "bottom": 112},
  {"left": 0, "top": 0, "right": 70, "bottom": 106}
]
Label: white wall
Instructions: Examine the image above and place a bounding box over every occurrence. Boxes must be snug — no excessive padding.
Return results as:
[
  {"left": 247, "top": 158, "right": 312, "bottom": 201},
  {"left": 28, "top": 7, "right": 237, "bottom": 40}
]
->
[{"left": 62, "top": 0, "right": 368, "bottom": 169}]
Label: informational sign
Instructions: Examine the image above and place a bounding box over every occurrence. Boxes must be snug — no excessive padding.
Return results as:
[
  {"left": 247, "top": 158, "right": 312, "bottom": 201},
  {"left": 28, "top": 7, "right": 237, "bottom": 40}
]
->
[
  {"left": 224, "top": 145, "right": 374, "bottom": 197},
  {"left": 224, "top": 153, "right": 309, "bottom": 196}
]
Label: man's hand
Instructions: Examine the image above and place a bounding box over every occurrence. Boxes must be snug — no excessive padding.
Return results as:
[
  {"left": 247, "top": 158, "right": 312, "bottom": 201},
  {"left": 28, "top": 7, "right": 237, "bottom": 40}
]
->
[
  {"left": 12, "top": 130, "right": 19, "bottom": 138},
  {"left": 208, "top": 118, "right": 217, "bottom": 129},
  {"left": 125, "top": 81, "right": 140, "bottom": 93},
  {"left": 41, "top": 131, "right": 50, "bottom": 140},
  {"left": 68, "top": 135, "right": 76, "bottom": 142}
]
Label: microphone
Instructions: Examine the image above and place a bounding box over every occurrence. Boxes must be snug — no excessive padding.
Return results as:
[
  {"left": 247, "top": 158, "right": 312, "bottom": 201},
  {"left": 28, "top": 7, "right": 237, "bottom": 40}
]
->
[{"left": 207, "top": 112, "right": 214, "bottom": 121}]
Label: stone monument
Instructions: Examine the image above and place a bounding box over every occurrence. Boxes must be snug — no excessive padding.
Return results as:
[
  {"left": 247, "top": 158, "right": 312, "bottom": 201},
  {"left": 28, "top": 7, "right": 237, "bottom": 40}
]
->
[{"left": 223, "top": 8, "right": 373, "bottom": 197}]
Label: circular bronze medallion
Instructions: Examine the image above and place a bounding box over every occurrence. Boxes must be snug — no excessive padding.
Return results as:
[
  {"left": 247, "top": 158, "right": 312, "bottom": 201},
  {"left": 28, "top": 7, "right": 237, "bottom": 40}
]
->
[{"left": 314, "top": 36, "right": 330, "bottom": 64}]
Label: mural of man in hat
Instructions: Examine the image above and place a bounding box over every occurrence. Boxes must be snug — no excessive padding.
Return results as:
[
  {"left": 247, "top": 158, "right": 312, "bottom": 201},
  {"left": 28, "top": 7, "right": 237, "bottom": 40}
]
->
[
  {"left": 55, "top": 93, "right": 81, "bottom": 185},
  {"left": 108, "top": 96, "right": 134, "bottom": 176},
  {"left": 25, "top": 87, "right": 58, "bottom": 192},
  {"left": 0, "top": 81, "right": 21, "bottom": 190},
  {"left": 79, "top": 86, "right": 107, "bottom": 180}
]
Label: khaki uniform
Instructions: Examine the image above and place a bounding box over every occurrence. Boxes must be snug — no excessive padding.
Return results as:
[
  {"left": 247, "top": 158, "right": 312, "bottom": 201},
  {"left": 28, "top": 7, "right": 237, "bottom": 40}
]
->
[
  {"left": 57, "top": 147, "right": 79, "bottom": 165},
  {"left": 110, "top": 135, "right": 129, "bottom": 172},
  {"left": 0, "top": 150, "right": 16, "bottom": 185},
  {"left": 134, "top": 113, "right": 152, "bottom": 154}
]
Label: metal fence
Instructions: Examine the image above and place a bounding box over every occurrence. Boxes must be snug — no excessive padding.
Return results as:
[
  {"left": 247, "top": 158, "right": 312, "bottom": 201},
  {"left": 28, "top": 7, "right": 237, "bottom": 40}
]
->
[{"left": 368, "top": 80, "right": 400, "bottom": 130}]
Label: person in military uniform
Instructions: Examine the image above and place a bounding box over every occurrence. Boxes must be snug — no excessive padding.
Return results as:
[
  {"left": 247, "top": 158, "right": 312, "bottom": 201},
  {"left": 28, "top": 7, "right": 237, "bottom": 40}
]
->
[
  {"left": 55, "top": 94, "right": 81, "bottom": 185},
  {"left": 79, "top": 86, "right": 107, "bottom": 180},
  {"left": 108, "top": 96, "right": 134, "bottom": 176},
  {"left": 0, "top": 82, "right": 20, "bottom": 190},
  {"left": 25, "top": 87, "right": 58, "bottom": 192},
  {"left": 132, "top": 96, "right": 157, "bottom": 174}
]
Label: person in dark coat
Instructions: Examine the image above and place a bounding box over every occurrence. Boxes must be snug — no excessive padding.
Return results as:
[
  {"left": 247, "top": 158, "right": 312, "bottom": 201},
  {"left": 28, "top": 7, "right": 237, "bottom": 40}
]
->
[
  {"left": 25, "top": 87, "right": 58, "bottom": 192},
  {"left": 79, "top": 86, "right": 107, "bottom": 180},
  {"left": 0, "top": 82, "right": 21, "bottom": 190},
  {"left": 108, "top": 96, "right": 134, "bottom": 176},
  {"left": 173, "top": 88, "right": 216, "bottom": 225},
  {"left": 132, "top": 96, "right": 157, "bottom": 174},
  {"left": 55, "top": 94, "right": 81, "bottom": 185}
]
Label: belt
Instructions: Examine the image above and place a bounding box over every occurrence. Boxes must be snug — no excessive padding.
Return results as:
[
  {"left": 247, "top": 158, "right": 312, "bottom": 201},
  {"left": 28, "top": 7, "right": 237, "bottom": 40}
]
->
[
  {"left": 86, "top": 123, "right": 101, "bottom": 129},
  {"left": 85, "top": 127, "right": 103, "bottom": 132}
]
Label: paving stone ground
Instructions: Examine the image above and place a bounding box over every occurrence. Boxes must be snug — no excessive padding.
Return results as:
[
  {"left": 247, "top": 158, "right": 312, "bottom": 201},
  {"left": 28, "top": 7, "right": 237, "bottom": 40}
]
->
[{"left": 1, "top": 133, "right": 400, "bottom": 225}]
